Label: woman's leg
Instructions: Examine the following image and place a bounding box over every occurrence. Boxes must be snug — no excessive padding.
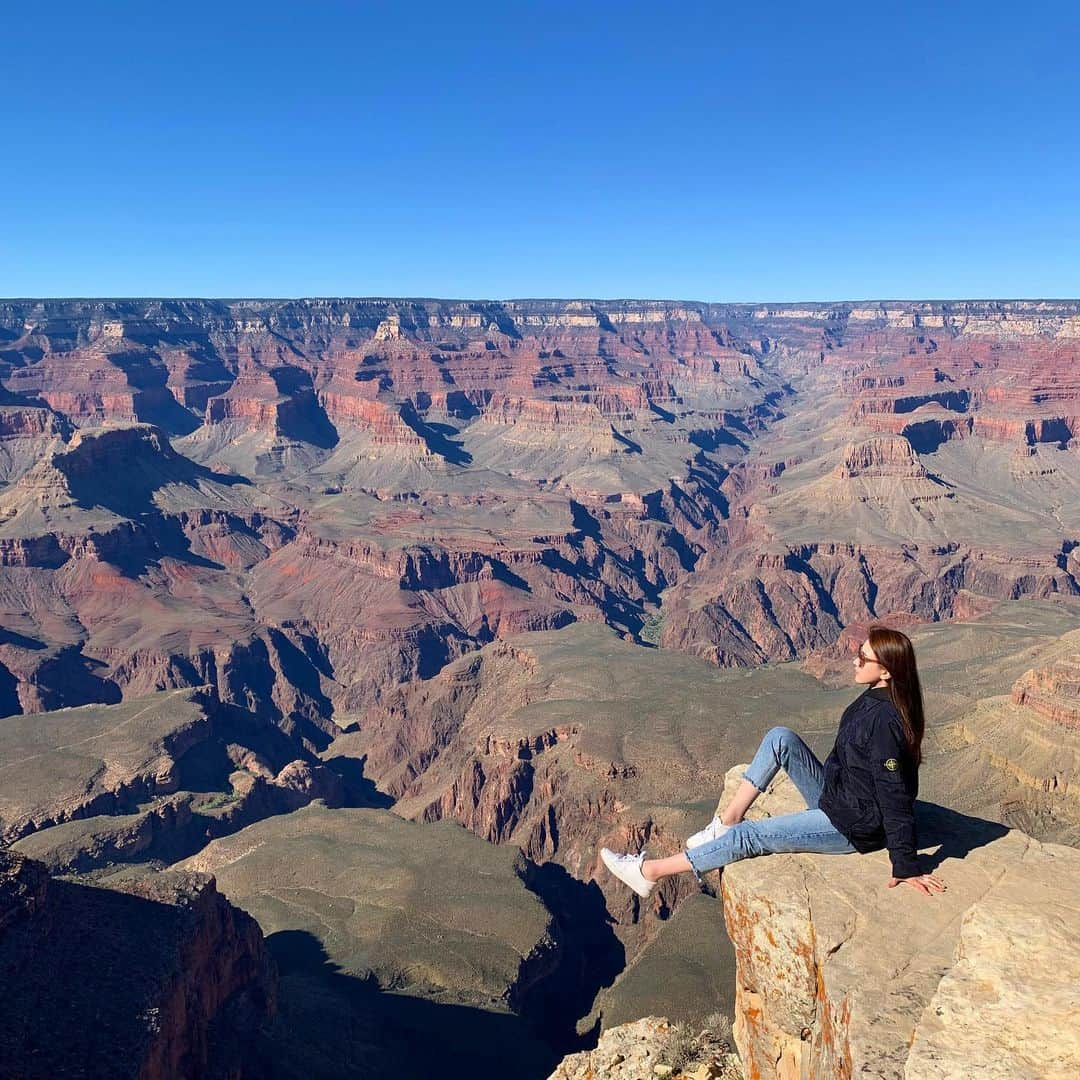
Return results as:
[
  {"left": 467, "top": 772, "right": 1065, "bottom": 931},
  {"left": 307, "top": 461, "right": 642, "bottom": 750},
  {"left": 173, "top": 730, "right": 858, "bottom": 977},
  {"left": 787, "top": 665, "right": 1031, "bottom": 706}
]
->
[
  {"left": 646, "top": 808, "right": 854, "bottom": 882},
  {"left": 719, "top": 726, "right": 827, "bottom": 825},
  {"left": 607, "top": 729, "right": 836, "bottom": 894}
]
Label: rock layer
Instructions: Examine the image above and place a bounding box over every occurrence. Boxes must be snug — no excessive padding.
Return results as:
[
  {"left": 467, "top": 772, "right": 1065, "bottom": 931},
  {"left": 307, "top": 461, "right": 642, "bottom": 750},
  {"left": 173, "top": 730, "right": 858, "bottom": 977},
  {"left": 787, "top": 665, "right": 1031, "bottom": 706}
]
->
[
  {"left": 715, "top": 768, "right": 1080, "bottom": 1079},
  {"left": 0, "top": 688, "right": 352, "bottom": 871},
  {"left": 2, "top": 297, "right": 1078, "bottom": 725}
]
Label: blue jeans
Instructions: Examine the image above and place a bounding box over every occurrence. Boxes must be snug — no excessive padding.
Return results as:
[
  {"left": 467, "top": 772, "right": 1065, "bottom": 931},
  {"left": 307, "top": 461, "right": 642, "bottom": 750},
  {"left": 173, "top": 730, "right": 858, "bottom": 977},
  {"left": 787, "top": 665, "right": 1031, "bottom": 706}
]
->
[{"left": 685, "top": 726, "right": 856, "bottom": 876}]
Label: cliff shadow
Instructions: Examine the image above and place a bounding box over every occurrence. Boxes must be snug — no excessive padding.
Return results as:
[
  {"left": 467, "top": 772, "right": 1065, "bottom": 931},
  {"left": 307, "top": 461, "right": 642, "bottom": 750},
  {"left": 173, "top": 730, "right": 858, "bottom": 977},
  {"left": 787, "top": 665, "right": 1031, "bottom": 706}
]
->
[
  {"left": 0, "top": 876, "right": 254, "bottom": 1079},
  {"left": 0, "top": 627, "right": 46, "bottom": 650},
  {"left": 443, "top": 390, "right": 481, "bottom": 420},
  {"left": 0, "top": 659, "right": 20, "bottom": 719},
  {"left": 569, "top": 499, "right": 603, "bottom": 541},
  {"left": 690, "top": 426, "right": 747, "bottom": 452},
  {"left": 320, "top": 753, "right": 395, "bottom": 808},
  {"left": 398, "top": 401, "right": 472, "bottom": 465},
  {"left": 518, "top": 860, "right": 626, "bottom": 1054},
  {"left": 121, "top": 515, "right": 228, "bottom": 575},
  {"left": 255, "top": 929, "right": 560, "bottom": 1080},
  {"left": 29, "top": 646, "right": 122, "bottom": 711},
  {"left": 133, "top": 388, "right": 203, "bottom": 436},
  {"left": 107, "top": 349, "right": 203, "bottom": 436},
  {"left": 61, "top": 435, "right": 252, "bottom": 526},
  {"left": 490, "top": 557, "right": 533, "bottom": 592},
  {"left": 913, "top": 800, "right": 1010, "bottom": 873},
  {"left": 903, "top": 419, "right": 952, "bottom": 454},
  {"left": 271, "top": 369, "right": 340, "bottom": 449}
]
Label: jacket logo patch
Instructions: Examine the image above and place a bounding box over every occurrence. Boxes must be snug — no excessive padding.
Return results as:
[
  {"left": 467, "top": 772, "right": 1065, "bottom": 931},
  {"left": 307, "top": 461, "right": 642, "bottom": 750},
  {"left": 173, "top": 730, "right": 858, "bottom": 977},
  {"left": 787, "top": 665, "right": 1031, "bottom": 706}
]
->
[{"left": 884, "top": 758, "right": 900, "bottom": 772}]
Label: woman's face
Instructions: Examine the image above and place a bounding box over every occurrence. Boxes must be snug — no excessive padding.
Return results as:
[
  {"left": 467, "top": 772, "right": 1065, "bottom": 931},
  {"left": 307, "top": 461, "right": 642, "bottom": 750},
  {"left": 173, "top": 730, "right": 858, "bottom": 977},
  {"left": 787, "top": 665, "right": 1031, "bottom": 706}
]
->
[{"left": 853, "top": 638, "right": 889, "bottom": 686}]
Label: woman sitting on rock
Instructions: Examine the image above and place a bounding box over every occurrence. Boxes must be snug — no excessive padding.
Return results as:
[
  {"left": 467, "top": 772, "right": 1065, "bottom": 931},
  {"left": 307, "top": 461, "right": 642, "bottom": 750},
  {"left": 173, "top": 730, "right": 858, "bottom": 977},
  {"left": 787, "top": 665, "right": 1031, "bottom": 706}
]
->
[{"left": 601, "top": 624, "right": 947, "bottom": 899}]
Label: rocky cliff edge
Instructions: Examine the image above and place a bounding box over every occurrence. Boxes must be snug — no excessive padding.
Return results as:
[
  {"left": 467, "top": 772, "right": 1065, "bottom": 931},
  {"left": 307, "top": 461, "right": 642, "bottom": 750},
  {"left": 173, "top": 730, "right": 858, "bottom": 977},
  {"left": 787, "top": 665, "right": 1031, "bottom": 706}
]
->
[
  {"left": 715, "top": 768, "right": 1080, "bottom": 1079},
  {"left": 0, "top": 850, "right": 275, "bottom": 1079}
]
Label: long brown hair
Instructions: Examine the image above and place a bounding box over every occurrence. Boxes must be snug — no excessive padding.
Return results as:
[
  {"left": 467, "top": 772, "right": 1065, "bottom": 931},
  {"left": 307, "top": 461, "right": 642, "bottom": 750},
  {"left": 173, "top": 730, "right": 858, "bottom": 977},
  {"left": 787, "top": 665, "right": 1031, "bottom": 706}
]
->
[{"left": 867, "top": 624, "right": 925, "bottom": 766}]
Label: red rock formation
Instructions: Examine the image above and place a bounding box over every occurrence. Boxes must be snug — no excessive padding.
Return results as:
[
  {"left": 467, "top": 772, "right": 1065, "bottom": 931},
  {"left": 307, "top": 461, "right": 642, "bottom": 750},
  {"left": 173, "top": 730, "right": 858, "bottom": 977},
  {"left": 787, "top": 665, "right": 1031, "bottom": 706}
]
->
[
  {"left": 834, "top": 434, "right": 926, "bottom": 478},
  {"left": 0, "top": 297, "right": 1076, "bottom": 721},
  {"left": 478, "top": 394, "right": 619, "bottom": 450},
  {"left": 335, "top": 637, "right": 711, "bottom": 967},
  {"left": 0, "top": 405, "right": 65, "bottom": 438},
  {"left": 660, "top": 538, "right": 1078, "bottom": 668},
  {"left": 270, "top": 758, "right": 347, "bottom": 809},
  {"left": 1011, "top": 657, "right": 1080, "bottom": 730},
  {"left": 834, "top": 327, "right": 1080, "bottom": 449},
  {"left": 318, "top": 393, "right": 427, "bottom": 447}
]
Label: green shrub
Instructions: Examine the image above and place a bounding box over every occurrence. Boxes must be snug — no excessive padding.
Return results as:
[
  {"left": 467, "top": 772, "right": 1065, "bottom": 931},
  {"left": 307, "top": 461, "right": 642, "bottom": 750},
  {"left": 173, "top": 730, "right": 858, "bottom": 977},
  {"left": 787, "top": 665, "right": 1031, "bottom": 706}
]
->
[
  {"left": 639, "top": 611, "right": 666, "bottom": 645},
  {"left": 199, "top": 791, "right": 238, "bottom": 811}
]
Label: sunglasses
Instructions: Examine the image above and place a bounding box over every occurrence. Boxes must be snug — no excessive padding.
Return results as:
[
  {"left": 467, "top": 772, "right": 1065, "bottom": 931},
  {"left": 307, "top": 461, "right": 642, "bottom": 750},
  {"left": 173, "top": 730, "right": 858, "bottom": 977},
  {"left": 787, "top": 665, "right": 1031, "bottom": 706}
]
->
[{"left": 856, "top": 648, "right": 884, "bottom": 668}]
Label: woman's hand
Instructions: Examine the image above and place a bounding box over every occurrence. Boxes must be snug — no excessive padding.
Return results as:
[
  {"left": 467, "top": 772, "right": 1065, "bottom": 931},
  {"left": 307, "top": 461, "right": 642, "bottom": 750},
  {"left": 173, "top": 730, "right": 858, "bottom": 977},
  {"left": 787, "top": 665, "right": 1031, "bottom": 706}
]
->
[{"left": 888, "top": 874, "right": 946, "bottom": 895}]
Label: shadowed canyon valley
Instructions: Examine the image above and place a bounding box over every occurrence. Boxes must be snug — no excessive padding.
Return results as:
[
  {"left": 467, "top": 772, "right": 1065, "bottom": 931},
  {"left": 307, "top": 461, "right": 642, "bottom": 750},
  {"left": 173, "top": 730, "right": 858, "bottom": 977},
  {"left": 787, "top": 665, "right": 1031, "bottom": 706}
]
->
[{"left": 1, "top": 297, "right": 1079, "bottom": 1078}]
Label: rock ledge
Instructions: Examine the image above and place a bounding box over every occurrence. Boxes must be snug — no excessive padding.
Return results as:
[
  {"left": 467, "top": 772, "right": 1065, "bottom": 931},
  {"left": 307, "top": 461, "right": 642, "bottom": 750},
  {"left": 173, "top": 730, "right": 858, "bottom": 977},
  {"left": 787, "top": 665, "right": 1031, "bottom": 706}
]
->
[{"left": 716, "top": 767, "right": 1080, "bottom": 1079}]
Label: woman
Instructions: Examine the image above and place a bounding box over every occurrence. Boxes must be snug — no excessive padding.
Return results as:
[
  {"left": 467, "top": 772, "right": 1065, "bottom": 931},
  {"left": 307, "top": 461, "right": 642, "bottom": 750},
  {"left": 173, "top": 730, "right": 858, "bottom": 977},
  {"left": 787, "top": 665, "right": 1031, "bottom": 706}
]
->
[{"left": 601, "top": 625, "right": 946, "bottom": 898}]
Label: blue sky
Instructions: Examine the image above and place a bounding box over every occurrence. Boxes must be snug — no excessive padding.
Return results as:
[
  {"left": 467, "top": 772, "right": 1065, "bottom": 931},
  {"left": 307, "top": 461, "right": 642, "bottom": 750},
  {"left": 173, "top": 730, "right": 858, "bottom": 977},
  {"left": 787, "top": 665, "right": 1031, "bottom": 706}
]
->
[{"left": 3, "top": 1, "right": 1078, "bottom": 300}]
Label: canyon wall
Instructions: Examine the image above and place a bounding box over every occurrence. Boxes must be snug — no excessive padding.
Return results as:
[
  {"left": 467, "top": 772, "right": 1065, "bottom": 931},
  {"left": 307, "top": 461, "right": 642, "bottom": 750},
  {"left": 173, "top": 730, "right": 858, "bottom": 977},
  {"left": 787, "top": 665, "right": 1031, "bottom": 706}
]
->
[
  {"left": 714, "top": 769, "right": 1080, "bottom": 1079},
  {"left": 1, "top": 297, "right": 1078, "bottom": 724},
  {"left": 0, "top": 849, "right": 276, "bottom": 1079}
]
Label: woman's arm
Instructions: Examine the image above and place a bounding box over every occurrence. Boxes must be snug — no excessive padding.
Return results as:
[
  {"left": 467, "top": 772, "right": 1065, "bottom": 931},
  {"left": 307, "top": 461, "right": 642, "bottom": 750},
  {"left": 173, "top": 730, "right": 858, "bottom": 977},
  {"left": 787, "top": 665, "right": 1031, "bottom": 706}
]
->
[{"left": 867, "top": 711, "right": 921, "bottom": 879}]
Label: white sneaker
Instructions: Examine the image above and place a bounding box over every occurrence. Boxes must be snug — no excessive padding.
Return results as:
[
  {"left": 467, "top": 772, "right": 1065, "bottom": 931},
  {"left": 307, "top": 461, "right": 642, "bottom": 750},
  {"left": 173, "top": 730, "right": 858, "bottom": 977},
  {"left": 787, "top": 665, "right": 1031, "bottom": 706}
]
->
[
  {"left": 686, "top": 815, "right": 731, "bottom": 850},
  {"left": 600, "top": 847, "right": 656, "bottom": 899}
]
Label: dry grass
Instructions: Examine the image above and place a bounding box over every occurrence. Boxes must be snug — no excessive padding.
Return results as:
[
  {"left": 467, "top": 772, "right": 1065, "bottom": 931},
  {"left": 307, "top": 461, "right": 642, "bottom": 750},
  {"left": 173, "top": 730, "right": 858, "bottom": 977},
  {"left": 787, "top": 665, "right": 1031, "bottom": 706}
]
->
[{"left": 656, "top": 1011, "right": 741, "bottom": 1077}]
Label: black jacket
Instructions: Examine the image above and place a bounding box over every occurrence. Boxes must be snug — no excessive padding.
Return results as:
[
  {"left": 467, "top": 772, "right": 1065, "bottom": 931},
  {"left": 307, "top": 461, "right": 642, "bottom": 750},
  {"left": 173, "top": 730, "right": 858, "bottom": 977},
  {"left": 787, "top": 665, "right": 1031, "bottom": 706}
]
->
[{"left": 818, "top": 686, "right": 921, "bottom": 878}]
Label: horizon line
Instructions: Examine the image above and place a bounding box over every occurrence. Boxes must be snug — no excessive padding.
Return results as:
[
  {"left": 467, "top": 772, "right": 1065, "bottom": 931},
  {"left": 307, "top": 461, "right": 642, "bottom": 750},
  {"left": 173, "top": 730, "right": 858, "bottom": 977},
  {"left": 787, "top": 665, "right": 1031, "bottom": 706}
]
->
[{"left": 3, "top": 295, "right": 1080, "bottom": 306}]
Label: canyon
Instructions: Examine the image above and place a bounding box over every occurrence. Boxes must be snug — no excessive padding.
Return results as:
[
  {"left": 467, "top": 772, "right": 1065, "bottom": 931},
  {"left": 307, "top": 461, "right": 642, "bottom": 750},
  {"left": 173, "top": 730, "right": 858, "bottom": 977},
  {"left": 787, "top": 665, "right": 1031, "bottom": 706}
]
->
[
  {"left": 2, "top": 298, "right": 1077, "bottom": 721},
  {"left": 0, "top": 297, "right": 1078, "bottom": 1076}
]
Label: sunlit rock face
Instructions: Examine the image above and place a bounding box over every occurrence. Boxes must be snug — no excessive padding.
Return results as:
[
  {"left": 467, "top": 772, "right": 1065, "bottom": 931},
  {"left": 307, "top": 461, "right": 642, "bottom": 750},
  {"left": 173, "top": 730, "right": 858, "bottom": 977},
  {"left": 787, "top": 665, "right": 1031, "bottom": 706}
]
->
[{"left": 714, "top": 768, "right": 1080, "bottom": 1080}]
